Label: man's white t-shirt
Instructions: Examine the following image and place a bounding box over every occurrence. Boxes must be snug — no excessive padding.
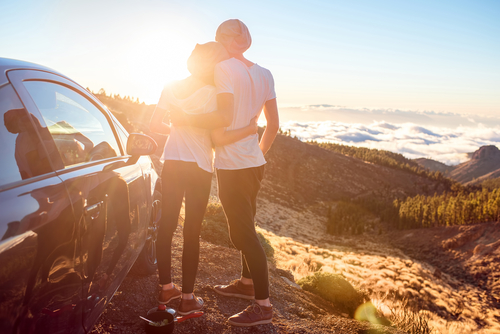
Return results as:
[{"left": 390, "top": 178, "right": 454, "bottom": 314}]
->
[
  {"left": 157, "top": 84, "right": 215, "bottom": 173},
  {"left": 214, "top": 58, "right": 276, "bottom": 170}
]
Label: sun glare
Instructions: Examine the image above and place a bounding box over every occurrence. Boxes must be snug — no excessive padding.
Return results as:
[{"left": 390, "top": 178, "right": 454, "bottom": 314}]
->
[{"left": 125, "top": 25, "right": 198, "bottom": 104}]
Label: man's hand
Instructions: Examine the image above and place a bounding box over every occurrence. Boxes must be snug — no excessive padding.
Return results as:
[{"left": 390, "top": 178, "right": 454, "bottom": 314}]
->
[{"left": 168, "top": 104, "right": 189, "bottom": 126}]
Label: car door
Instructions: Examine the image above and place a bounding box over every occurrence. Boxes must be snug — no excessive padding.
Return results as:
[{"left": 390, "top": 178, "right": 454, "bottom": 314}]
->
[
  {"left": 0, "top": 83, "right": 83, "bottom": 333},
  {"left": 8, "top": 70, "right": 151, "bottom": 332}
]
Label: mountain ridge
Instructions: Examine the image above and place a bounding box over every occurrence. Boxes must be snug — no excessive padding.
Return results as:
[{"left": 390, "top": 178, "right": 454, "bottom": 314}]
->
[{"left": 414, "top": 145, "right": 500, "bottom": 184}]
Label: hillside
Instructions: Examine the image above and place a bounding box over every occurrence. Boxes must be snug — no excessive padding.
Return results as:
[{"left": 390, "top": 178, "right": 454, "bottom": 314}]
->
[
  {"left": 260, "top": 134, "right": 448, "bottom": 208},
  {"left": 414, "top": 145, "right": 500, "bottom": 184},
  {"left": 413, "top": 158, "right": 454, "bottom": 174},
  {"left": 450, "top": 145, "right": 500, "bottom": 184}
]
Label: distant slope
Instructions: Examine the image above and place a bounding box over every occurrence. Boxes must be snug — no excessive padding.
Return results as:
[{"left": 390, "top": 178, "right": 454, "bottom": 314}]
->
[
  {"left": 449, "top": 145, "right": 500, "bottom": 183},
  {"left": 413, "top": 157, "right": 454, "bottom": 174},
  {"left": 414, "top": 146, "right": 500, "bottom": 184},
  {"left": 467, "top": 169, "right": 500, "bottom": 186},
  {"left": 260, "top": 134, "right": 449, "bottom": 207}
]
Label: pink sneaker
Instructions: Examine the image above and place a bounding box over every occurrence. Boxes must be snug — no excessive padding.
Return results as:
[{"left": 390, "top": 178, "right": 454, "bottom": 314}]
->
[
  {"left": 157, "top": 284, "right": 182, "bottom": 304},
  {"left": 178, "top": 296, "right": 204, "bottom": 315}
]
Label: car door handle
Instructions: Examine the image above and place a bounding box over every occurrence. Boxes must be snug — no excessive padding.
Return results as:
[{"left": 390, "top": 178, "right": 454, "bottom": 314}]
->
[{"left": 84, "top": 201, "right": 103, "bottom": 220}]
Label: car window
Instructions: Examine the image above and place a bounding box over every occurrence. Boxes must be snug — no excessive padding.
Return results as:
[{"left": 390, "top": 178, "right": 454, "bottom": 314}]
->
[
  {"left": 113, "top": 119, "right": 130, "bottom": 153},
  {"left": 23, "top": 81, "right": 121, "bottom": 167},
  {"left": 0, "top": 84, "right": 58, "bottom": 186}
]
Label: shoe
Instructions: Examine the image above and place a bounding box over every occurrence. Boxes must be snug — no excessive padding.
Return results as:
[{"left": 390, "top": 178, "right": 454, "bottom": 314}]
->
[
  {"left": 178, "top": 296, "right": 204, "bottom": 315},
  {"left": 214, "top": 279, "right": 255, "bottom": 300},
  {"left": 158, "top": 284, "right": 182, "bottom": 304},
  {"left": 228, "top": 303, "right": 273, "bottom": 327}
]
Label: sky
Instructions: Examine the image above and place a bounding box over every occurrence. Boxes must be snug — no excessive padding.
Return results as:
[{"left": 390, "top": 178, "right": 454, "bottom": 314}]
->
[{"left": 2, "top": 0, "right": 500, "bottom": 164}]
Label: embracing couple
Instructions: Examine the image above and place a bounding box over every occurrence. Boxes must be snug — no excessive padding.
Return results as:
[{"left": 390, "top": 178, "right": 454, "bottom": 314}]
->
[{"left": 149, "top": 19, "right": 279, "bottom": 327}]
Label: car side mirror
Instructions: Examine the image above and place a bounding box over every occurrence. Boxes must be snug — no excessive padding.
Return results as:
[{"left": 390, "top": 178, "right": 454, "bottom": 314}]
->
[{"left": 126, "top": 133, "right": 157, "bottom": 160}]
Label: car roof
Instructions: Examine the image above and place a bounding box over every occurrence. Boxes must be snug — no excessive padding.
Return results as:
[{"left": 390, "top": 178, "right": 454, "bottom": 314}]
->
[{"left": 0, "top": 57, "right": 70, "bottom": 87}]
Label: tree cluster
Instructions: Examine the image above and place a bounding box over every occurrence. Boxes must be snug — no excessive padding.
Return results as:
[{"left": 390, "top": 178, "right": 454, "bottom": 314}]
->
[
  {"left": 326, "top": 184, "right": 500, "bottom": 234},
  {"left": 326, "top": 201, "right": 373, "bottom": 235},
  {"left": 393, "top": 187, "right": 500, "bottom": 228}
]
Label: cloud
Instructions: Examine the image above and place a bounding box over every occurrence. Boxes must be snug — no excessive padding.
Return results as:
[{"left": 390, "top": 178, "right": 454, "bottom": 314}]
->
[
  {"left": 409, "top": 126, "right": 442, "bottom": 137},
  {"left": 279, "top": 105, "right": 500, "bottom": 128},
  {"left": 280, "top": 120, "right": 500, "bottom": 165},
  {"left": 374, "top": 121, "right": 399, "bottom": 130},
  {"left": 335, "top": 132, "right": 381, "bottom": 143}
]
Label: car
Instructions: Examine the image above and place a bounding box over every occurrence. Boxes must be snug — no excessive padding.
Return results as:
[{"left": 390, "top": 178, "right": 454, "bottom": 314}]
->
[{"left": 0, "top": 58, "right": 161, "bottom": 334}]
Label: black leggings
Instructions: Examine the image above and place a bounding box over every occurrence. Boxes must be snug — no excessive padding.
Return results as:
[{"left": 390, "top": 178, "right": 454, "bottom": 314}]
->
[
  {"left": 217, "top": 165, "right": 268, "bottom": 300},
  {"left": 157, "top": 160, "right": 212, "bottom": 294}
]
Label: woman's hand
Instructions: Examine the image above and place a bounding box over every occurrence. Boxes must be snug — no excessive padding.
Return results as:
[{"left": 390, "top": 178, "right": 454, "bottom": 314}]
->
[{"left": 248, "top": 116, "right": 258, "bottom": 134}]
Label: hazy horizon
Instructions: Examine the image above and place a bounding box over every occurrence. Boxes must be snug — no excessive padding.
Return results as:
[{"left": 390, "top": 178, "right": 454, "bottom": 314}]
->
[
  {"left": 276, "top": 104, "right": 500, "bottom": 166},
  {"left": 93, "top": 88, "right": 499, "bottom": 166}
]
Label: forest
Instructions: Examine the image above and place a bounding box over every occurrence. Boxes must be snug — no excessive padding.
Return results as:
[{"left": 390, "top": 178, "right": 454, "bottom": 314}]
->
[{"left": 326, "top": 184, "right": 500, "bottom": 235}]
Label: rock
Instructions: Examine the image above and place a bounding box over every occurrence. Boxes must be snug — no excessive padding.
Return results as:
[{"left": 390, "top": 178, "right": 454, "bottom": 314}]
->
[
  {"left": 433, "top": 269, "right": 442, "bottom": 279},
  {"left": 281, "top": 276, "right": 301, "bottom": 289},
  {"left": 473, "top": 244, "right": 486, "bottom": 256},
  {"left": 442, "top": 227, "right": 484, "bottom": 249},
  {"left": 471, "top": 145, "right": 500, "bottom": 160}
]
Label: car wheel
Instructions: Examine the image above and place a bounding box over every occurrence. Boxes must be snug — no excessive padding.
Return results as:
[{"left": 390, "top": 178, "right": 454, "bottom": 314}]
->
[{"left": 131, "top": 190, "right": 161, "bottom": 275}]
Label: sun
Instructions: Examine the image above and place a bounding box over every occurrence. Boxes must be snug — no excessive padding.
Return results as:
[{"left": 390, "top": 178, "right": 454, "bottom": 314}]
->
[{"left": 124, "top": 25, "right": 201, "bottom": 104}]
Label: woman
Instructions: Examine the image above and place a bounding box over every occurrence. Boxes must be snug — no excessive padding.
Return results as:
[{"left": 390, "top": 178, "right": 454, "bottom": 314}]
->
[{"left": 149, "top": 41, "right": 257, "bottom": 315}]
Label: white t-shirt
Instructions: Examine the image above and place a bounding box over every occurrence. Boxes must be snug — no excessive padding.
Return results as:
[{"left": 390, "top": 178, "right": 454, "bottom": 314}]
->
[
  {"left": 214, "top": 58, "right": 276, "bottom": 170},
  {"left": 157, "top": 84, "right": 215, "bottom": 173}
]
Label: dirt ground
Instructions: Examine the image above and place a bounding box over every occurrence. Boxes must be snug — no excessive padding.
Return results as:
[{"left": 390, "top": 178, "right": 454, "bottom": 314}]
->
[
  {"left": 89, "top": 190, "right": 500, "bottom": 334},
  {"left": 90, "top": 226, "right": 403, "bottom": 334}
]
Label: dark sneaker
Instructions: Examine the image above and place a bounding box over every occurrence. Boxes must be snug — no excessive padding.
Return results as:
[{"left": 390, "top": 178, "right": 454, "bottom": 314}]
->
[
  {"left": 228, "top": 303, "right": 273, "bottom": 327},
  {"left": 214, "top": 280, "right": 255, "bottom": 300},
  {"left": 158, "top": 284, "right": 182, "bottom": 304},
  {"left": 178, "top": 296, "right": 204, "bottom": 315}
]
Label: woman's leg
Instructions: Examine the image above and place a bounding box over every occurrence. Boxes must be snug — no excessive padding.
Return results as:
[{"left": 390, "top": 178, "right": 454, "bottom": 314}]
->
[
  {"left": 180, "top": 162, "right": 212, "bottom": 294},
  {"left": 157, "top": 160, "right": 185, "bottom": 285}
]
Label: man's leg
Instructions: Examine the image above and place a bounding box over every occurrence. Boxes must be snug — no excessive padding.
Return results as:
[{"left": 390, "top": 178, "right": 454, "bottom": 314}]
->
[{"left": 216, "top": 166, "right": 269, "bottom": 301}]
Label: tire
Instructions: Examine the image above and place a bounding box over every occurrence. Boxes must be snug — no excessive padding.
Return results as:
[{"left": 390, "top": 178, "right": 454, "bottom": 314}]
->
[{"left": 131, "top": 190, "right": 161, "bottom": 276}]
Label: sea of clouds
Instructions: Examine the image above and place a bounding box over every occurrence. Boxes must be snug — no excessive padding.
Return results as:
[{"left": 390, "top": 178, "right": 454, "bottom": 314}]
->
[{"left": 275, "top": 105, "right": 500, "bottom": 166}]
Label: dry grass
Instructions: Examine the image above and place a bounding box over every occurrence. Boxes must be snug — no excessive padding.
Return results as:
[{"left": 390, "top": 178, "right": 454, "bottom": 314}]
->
[
  {"left": 254, "top": 198, "right": 500, "bottom": 334},
  {"left": 385, "top": 299, "right": 433, "bottom": 334},
  {"left": 297, "top": 272, "right": 368, "bottom": 316}
]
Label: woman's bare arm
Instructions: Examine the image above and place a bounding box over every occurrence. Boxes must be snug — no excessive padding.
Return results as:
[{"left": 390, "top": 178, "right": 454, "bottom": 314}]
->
[
  {"left": 149, "top": 106, "right": 171, "bottom": 135},
  {"left": 211, "top": 116, "right": 258, "bottom": 147},
  {"left": 259, "top": 98, "right": 279, "bottom": 155},
  {"left": 169, "top": 93, "right": 233, "bottom": 130}
]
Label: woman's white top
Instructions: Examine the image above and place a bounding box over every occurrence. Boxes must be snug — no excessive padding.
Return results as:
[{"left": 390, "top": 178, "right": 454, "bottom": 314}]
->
[
  {"left": 214, "top": 58, "right": 276, "bottom": 170},
  {"left": 157, "top": 84, "right": 215, "bottom": 173}
]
